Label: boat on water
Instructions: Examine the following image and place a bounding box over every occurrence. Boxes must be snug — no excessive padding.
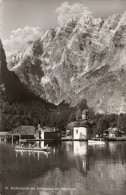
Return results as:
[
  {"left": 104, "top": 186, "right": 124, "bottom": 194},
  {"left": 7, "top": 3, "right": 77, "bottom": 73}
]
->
[
  {"left": 88, "top": 139, "right": 105, "bottom": 145},
  {"left": 15, "top": 145, "right": 50, "bottom": 152}
]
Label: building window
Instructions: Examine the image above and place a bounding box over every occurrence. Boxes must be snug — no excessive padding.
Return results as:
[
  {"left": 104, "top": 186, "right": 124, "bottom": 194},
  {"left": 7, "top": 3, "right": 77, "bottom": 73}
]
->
[{"left": 76, "top": 129, "right": 78, "bottom": 134}]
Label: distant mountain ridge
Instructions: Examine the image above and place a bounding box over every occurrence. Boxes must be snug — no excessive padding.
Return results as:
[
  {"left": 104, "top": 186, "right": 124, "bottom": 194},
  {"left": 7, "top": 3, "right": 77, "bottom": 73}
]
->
[{"left": 7, "top": 11, "right": 126, "bottom": 113}]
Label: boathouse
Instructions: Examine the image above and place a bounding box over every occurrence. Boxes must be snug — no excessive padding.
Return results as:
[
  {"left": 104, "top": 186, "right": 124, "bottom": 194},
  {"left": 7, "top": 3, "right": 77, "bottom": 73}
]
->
[
  {"left": 34, "top": 124, "right": 61, "bottom": 140},
  {"left": 6, "top": 126, "right": 35, "bottom": 144}
]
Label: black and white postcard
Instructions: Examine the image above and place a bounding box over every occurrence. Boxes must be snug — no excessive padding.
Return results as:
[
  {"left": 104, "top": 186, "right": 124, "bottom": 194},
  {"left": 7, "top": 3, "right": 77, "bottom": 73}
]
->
[{"left": 0, "top": 0, "right": 126, "bottom": 195}]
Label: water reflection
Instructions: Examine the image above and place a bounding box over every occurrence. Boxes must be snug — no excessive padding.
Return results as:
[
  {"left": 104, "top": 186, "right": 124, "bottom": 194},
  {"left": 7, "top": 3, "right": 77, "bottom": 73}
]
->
[
  {"left": 0, "top": 142, "right": 126, "bottom": 195},
  {"left": 73, "top": 142, "right": 87, "bottom": 156}
]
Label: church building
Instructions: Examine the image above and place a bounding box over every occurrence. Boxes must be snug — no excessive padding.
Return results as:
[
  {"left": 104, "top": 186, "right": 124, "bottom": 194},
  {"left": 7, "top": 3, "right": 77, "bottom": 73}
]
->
[{"left": 73, "top": 110, "right": 96, "bottom": 141}]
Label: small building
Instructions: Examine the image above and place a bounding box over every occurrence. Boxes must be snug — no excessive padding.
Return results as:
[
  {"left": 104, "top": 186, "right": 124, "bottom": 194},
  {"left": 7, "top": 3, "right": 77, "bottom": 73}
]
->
[
  {"left": 103, "top": 127, "right": 121, "bottom": 138},
  {"left": 34, "top": 124, "right": 61, "bottom": 140},
  {"left": 6, "top": 126, "right": 35, "bottom": 144},
  {"left": 120, "top": 131, "right": 126, "bottom": 137},
  {"left": 73, "top": 120, "right": 95, "bottom": 140},
  {"left": 67, "top": 110, "right": 96, "bottom": 140}
]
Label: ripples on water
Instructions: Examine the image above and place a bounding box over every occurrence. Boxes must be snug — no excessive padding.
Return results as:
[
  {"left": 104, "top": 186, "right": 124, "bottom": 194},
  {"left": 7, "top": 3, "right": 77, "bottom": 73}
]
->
[{"left": 0, "top": 141, "right": 126, "bottom": 195}]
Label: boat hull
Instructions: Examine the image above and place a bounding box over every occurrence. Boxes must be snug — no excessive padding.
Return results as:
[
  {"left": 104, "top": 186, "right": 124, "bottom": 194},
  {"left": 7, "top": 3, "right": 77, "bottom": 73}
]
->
[
  {"left": 15, "top": 147, "right": 49, "bottom": 152},
  {"left": 88, "top": 140, "right": 105, "bottom": 145}
]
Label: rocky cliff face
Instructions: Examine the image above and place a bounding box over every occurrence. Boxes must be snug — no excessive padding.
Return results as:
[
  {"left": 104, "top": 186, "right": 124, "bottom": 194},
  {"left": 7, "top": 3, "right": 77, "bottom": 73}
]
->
[
  {"left": 0, "top": 40, "right": 38, "bottom": 100},
  {"left": 7, "top": 11, "right": 126, "bottom": 113}
]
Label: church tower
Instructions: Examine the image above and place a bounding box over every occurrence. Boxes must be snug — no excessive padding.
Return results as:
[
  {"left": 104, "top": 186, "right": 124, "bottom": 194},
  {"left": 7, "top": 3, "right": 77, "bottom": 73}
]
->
[{"left": 82, "top": 109, "right": 89, "bottom": 120}]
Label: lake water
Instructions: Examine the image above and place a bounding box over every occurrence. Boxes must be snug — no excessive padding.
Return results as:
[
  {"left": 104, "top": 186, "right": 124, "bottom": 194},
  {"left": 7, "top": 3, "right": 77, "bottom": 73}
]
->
[{"left": 0, "top": 141, "right": 126, "bottom": 195}]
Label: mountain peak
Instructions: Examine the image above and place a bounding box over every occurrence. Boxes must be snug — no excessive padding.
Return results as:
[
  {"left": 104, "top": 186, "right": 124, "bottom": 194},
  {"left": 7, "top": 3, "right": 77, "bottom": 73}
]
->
[{"left": 7, "top": 11, "right": 126, "bottom": 113}]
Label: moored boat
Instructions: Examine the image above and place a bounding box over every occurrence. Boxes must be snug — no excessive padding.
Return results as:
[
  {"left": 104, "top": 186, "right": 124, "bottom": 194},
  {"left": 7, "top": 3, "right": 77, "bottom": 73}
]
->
[
  {"left": 88, "top": 140, "right": 105, "bottom": 145},
  {"left": 15, "top": 145, "right": 50, "bottom": 152}
]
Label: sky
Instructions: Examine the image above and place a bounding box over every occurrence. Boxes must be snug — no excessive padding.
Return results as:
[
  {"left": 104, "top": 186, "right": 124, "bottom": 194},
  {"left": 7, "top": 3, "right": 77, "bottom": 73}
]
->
[{"left": 1, "top": 0, "right": 126, "bottom": 55}]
